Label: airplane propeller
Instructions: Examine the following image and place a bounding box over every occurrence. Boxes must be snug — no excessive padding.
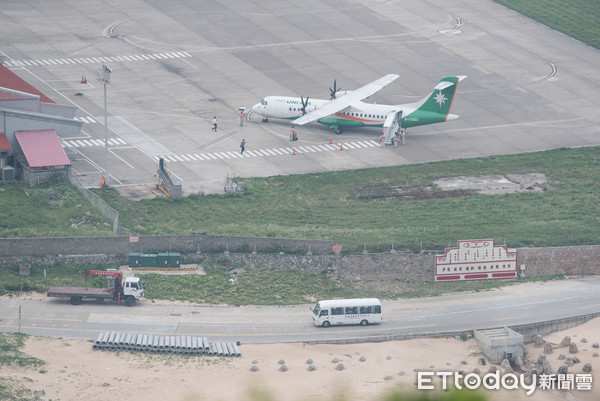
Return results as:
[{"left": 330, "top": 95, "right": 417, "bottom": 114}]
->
[
  {"left": 300, "top": 96, "right": 310, "bottom": 115},
  {"left": 329, "top": 79, "right": 341, "bottom": 99}
]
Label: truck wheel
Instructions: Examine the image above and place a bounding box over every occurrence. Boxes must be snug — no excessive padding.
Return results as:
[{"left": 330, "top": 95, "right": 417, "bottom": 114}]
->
[
  {"left": 322, "top": 321, "right": 331, "bottom": 327},
  {"left": 70, "top": 296, "right": 82, "bottom": 305},
  {"left": 360, "top": 320, "right": 369, "bottom": 326},
  {"left": 125, "top": 297, "right": 136, "bottom": 307}
]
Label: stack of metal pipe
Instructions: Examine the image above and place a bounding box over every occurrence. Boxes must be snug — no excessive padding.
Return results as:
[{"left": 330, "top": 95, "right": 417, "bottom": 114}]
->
[{"left": 93, "top": 332, "right": 241, "bottom": 357}]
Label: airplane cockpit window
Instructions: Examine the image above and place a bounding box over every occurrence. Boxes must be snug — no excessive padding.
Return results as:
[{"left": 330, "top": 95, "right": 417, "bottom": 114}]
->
[{"left": 261, "top": 99, "right": 268, "bottom": 106}]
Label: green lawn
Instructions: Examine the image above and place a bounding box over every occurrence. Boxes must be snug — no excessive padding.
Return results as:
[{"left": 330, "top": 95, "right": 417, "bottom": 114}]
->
[
  {"left": 0, "top": 181, "right": 114, "bottom": 238},
  {"left": 93, "top": 147, "right": 600, "bottom": 253},
  {"left": 493, "top": 0, "right": 600, "bottom": 49},
  {"left": 2, "top": 147, "right": 600, "bottom": 254}
]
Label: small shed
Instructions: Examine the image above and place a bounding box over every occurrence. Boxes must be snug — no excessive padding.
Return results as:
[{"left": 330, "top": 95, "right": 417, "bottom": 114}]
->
[{"left": 14, "top": 129, "right": 71, "bottom": 186}]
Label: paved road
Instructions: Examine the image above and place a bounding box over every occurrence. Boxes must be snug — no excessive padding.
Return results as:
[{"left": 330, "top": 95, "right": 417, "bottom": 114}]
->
[
  {"left": 1, "top": 277, "right": 599, "bottom": 344},
  {"left": 1, "top": 0, "right": 599, "bottom": 194}
]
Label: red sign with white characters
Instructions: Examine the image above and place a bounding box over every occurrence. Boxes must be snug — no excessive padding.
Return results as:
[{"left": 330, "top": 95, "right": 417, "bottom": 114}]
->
[{"left": 435, "top": 239, "right": 517, "bottom": 282}]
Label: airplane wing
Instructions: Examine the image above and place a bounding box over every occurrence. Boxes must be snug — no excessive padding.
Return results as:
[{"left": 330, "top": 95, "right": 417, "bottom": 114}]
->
[{"left": 293, "top": 74, "right": 400, "bottom": 126}]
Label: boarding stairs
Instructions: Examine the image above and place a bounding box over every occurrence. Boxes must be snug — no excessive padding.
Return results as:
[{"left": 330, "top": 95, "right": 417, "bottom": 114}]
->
[{"left": 382, "top": 110, "right": 403, "bottom": 145}]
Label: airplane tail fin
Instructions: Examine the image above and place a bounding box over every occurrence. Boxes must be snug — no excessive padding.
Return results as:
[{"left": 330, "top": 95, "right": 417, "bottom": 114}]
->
[{"left": 406, "top": 76, "right": 466, "bottom": 125}]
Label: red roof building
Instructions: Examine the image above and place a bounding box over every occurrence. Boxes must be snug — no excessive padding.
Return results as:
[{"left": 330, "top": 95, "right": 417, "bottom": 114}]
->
[
  {"left": 13, "top": 129, "right": 71, "bottom": 186},
  {"left": 15, "top": 129, "right": 70, "bottom": 168}
]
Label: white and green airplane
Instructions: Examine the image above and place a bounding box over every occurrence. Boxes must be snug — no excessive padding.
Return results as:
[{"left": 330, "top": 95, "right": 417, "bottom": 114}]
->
[{"left": 250, "top": 74, "right": 466, "bottom": 135}]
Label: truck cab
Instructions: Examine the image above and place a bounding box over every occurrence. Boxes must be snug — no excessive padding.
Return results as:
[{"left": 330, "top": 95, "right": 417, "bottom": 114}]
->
[{"left": 124, "top": 277, "right": 144, "bottom": 301}]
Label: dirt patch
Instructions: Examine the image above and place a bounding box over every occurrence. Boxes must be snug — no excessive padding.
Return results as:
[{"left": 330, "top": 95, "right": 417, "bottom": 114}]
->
[
  {"left": 357, "top": 186, "right": 472, "bottom": 201},
  {"left": 358, "top": 173, "right": 548, "bottom": 201},
  {"left": 116, "top": 185, "right": 160, "bottom": 201},
  {"left": 434, "top": 173, "right": 548, "bottom": 195},
  {"left": 267, "top": 180, "right": 284, "bottom": 187}
]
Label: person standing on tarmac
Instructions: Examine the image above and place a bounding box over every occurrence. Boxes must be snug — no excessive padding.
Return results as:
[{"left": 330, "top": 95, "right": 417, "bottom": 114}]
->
[
  {"left": 240, "top": 138, "right": 246, "bottom": 154},
  {"left": 212, "top": 116, "right": 218, "bottom": 132},
  {"left": 289, "top": 125, "right": 298, "bottom": 141}
]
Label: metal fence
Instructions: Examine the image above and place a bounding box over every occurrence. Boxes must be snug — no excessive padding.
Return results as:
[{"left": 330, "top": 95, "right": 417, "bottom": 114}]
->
[{"left": 68, "top": 172, "right": 128, "bottom": 234}]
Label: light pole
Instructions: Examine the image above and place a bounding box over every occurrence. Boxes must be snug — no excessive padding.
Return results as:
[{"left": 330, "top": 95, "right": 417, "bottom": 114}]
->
[{"left": 99, "top": 64, "right": 112, "bottom": 186}]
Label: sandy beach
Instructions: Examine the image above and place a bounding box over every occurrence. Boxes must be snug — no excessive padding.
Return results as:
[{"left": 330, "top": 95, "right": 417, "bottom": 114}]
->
[{"left": 2, "top": 315, "right": 598, "bottom": 401}]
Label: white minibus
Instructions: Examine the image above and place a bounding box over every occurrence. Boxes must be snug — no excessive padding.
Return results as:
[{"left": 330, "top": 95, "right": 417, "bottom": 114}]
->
[{"left": 312, "top": 298, "right": 382, "bottom": 327}]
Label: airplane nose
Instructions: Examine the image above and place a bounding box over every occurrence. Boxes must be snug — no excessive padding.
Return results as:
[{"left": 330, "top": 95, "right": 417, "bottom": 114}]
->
[{"left": 248, "top": 103, "right": 261, "bottom": 120}]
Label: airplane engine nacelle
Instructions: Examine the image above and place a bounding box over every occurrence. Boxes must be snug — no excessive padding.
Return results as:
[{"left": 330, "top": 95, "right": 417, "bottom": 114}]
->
[{"left": 333, "top": 90, "right": 352, "bottom": 98}]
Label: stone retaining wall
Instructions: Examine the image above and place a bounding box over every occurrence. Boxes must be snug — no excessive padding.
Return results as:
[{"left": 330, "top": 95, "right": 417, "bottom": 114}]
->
[
  {"left": 1, "top": 236, "right": 599, "bottom": 280},
  {"left": 0, "top": 234, "right": 332, "bottom": 256},
  {"left": 517, "top": 245, "right": 600, "bottom": 276}
]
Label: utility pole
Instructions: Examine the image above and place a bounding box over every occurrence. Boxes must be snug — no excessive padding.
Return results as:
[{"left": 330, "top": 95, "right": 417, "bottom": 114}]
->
[{"left": 99, "top": 64, "right": 112, "bottom": 186}]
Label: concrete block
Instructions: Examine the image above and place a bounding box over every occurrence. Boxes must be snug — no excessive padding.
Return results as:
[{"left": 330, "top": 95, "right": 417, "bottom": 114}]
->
[{"left": 474, "top": 326, "right": 525, "bottom": 365}]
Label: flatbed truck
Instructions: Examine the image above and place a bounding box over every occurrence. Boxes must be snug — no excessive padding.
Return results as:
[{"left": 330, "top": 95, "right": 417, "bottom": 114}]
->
[{"left": 47, "top": 269, "right": 144, "bottom": 306}]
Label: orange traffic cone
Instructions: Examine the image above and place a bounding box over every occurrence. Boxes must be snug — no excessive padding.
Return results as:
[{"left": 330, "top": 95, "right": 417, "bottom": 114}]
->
[
  {"left": 292, "top": 148, "right": 296, "bottom": 155},
  {"left": 81, "top": 75, "right": 87, "bottom": 84},
  {"left": 329, "top": 137, "right": 333, "bottom": 144},
  {"left": 340, "top": 143, "right": 343, "bottom": 151}
]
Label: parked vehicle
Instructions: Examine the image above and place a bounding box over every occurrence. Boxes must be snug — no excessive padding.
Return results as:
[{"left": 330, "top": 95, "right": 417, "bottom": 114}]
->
[
  {"left": 311, "top": 298, "right": 382, "bottom": 327},
  {"left": 47, "top": 269, "right": 144, "bottom": 306}
]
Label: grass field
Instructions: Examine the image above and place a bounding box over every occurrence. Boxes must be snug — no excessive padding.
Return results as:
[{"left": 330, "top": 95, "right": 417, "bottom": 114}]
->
[
  {"left": 493, "top": 0, "right": 600, "bottom": 49},
  {"left": 2, "top": 146, "right": 600, "bottom": 254},
  {"left": 0, "top": 181, "right": 114, "bottom": 238},
  {"left": 92, "top": 146, "right": 600, "bottom": 253}
]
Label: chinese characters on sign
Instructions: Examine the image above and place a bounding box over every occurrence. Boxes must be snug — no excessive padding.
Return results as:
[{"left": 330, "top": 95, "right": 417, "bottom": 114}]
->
[{"left": 435, "top": 239, "right": 517, "bottom": 282}]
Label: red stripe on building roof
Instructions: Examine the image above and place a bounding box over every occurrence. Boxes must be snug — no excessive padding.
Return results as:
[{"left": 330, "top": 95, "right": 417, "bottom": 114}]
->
[
  {"left": 15, "top": 129, "right": 70, "bottom": 167},
  {"left": 0, "top": 133, "right": 12, "bottom": 151},
  {"left": 0, "top": 64, "right": 54, "bottom": 103}
]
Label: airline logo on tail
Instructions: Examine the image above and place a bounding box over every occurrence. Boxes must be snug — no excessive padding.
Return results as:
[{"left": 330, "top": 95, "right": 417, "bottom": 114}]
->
[{"left": 434, "top": 91, "right": 447, "bottom": 110}]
